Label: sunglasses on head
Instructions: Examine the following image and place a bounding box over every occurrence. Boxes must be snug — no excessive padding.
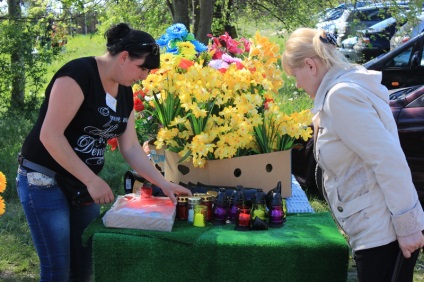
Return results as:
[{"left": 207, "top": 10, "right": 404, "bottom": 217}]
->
[{"left": 126, "top": 42, "right": 160, "bottom": 56}]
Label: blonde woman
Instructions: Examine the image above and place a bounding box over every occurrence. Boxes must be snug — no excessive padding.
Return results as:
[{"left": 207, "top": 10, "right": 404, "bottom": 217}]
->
[{"left": 282, "top": 28, "right": 424, "bottom": 281}]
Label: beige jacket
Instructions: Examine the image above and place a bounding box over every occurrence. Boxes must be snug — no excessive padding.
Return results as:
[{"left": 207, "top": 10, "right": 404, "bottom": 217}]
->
[{"left": 313, "top": 65, "right": 424, "bottom": 251}]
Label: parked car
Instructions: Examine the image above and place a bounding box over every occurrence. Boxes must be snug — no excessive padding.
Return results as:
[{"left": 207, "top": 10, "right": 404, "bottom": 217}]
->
[
  {"left": 292, "top": 85, "right": 424, "bottom": 204},
  {"left": 315, "top": 2, "right": 371, "bottom": 34},
  {"left": 339, "top": 15, "right": 401, "bottom": 64},
  {"left": 340, "top": 13, "right": 422, "bottom": 63},
  {"left": 338, "top": 36, "right": 359, "bottom": 62},
  {"left": 364, "top": 31, "right": 424, "bottom": 89},
  {"left": 354, "top": 16, "right": 404, "bottom": 62},
  {"left": 390, "top": 13, "right": 424, "bottom": 49},
  {"left": 336, "top": 4, "right": 407, "bottom": 46}
]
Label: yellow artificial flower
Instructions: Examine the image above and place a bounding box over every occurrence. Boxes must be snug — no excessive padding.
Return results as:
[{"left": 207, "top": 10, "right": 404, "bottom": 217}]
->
[
  {"left": 138, "top": 29, "right": 312, "bottom": 167},
  {"left": 0, "top": 195, "right": 5, "bottom": 216},
  {"left": 0, "top": 171, "right": 6, "bottom": 193},
  {"left": 177, "top": 41, "right": 197, "bottom": 59},
  {"left": 132, "top": 83, "right": 142, "bottom": 92}
]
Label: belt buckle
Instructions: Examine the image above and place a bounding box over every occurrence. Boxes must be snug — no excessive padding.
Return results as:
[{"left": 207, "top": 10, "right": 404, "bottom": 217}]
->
[{"left": 17, "top": 153, "right": 24, "bottom": 165}]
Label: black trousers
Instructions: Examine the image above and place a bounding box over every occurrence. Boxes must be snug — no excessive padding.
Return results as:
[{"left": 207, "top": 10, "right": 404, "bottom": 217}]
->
[{"left": 354, "top": 240, "right": 420, "bottom": 282}]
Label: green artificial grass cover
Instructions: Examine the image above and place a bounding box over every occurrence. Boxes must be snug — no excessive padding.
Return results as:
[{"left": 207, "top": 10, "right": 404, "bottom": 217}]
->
[{"left": 83, "top": 212, "right": 349, "bottom": 282}]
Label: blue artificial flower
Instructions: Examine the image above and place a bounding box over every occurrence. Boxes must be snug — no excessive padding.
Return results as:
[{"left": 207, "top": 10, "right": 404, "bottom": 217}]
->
[
  {"left": 166, "top": 23, "right": 188, "bottom": 41},
  {"left": 165, "top": 45, "right": 179, "bottom": 54},
  {"left": 156, "top": 34, "right": 170, "bottom": 47},
  {"left": 191, "top": 40, "right": 208, "bottom": 53}
]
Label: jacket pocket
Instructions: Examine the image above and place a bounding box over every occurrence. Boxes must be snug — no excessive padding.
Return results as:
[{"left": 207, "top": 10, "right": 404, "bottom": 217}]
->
[{"left": 333, "top": 189, "right": 377, "bottom": 237}]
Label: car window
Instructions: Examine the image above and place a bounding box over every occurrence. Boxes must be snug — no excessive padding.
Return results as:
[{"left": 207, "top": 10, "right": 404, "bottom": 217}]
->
[
  {"left": 407, "top": 93, "right": 424, "bottom": 107},
  {"left": 384, "top": 46, "right": 413, "bottom": 67}
]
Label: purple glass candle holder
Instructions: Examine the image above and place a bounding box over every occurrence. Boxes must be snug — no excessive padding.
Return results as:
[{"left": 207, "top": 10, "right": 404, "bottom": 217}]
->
[
  {"left": 213, "top": 206, "right": 228, "bottom": 225},
  {"left": 268, "top": 205, "right": 284, "bottom": 228}
]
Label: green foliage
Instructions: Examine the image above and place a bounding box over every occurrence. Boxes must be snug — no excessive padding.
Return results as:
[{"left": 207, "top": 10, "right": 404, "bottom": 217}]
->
[
  {"left": 233, "top": 0, "right": 323, "bottom": 34},
  {"left": 0, "top": 111, "right": 38, "bottom": 201},
  {"left": 96, "top": 0, "right": 172, "bottom": 38},
  {"left": 0, "top": 17, "right": 62, "bottom": 112},
  {"left": 134, "top": 112, "right": 161, "bottom": 144}
]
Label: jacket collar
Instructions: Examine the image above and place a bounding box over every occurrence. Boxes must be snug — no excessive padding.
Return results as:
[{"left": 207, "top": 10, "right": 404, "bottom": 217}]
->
[{"left": 312, "top": 65, "right": 354, "bottom": 114}]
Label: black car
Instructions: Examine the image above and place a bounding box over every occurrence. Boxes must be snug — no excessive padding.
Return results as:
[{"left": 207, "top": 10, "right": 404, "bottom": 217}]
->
[
  {"left": 364, "top": 31, "right": 424, "bottom": 89},
  {"left": 292, "top": 85, "right": 424, "bottom": 203}
]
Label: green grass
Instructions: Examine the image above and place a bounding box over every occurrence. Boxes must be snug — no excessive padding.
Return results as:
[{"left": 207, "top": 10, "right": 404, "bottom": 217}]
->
[{"left": 46, "top": 34, "right": 106, "bottom": 78}]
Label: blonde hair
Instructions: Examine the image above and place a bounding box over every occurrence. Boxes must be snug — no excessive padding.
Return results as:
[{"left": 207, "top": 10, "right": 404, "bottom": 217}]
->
[{"left": 281, "top": 28, "right": 351, "bottom": 76}]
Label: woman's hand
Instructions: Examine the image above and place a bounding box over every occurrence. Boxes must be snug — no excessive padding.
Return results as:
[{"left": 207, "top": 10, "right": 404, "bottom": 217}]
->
[
  {"left": 159, "top": 182, "right": 192, "bottom": 205},
  {"left": 86, "top": 176, "right": 115, "bottom": 205},
  {"left": 398, "top": 231, "right": 424, "bottom": 258}
]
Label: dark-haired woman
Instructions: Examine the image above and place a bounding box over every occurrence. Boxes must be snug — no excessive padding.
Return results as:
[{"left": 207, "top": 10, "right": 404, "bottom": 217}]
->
[{"left": 16, "top": 23, "right": 192, "bottom": 281}]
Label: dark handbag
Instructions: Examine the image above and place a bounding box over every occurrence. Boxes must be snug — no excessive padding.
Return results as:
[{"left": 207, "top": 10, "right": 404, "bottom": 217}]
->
[{"left": 55, "top": 173, "right": 94, "bottom": 206}]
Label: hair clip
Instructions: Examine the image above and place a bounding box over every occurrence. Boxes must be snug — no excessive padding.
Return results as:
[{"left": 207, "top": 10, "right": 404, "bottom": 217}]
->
[{"left": 319, "top": 32, "right": 338, "bottom": 47}]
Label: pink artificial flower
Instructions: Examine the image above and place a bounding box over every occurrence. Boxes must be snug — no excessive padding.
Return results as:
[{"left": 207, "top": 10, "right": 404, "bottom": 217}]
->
[
  {"left": 209, "top": 59, "right": 229, "bottom": 70},
  {"left": 221, "top": 53, "right": 242, "bottom": 64}
]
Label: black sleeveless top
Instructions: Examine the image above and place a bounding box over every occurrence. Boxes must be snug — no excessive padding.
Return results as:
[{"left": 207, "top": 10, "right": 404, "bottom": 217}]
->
[{"left": 21, "top": 57, "right": 134, "bottom": 177}]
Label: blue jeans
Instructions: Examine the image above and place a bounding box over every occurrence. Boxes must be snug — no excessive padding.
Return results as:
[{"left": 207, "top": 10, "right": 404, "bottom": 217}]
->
[{"left": 16, "top": 166, "right": 100, "bottom": 282}]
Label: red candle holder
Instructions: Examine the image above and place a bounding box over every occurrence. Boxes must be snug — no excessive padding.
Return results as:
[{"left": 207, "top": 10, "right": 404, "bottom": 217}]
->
[{"left": 235, "top": 207, "right": 251, "bottom": 231}]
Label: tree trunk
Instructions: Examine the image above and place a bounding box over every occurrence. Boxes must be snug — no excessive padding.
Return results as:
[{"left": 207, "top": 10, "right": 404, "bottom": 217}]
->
[
  {"left": 8, "top": 0, "right": 25, "bottom": 108},
  {"left": 192, "top": 0, "right": 200, "bottom": 36},
  {"left": 224, "top": 0, "right": 237, "bottom": 38},
  {"left": 172, "top": 0, "right": 190, "bottom": 28},
  {"left": 196, "top": 0, "right": 214, "bottom": 44}
]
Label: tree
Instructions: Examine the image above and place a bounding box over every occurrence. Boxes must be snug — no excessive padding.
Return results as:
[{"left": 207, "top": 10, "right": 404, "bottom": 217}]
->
[
  {"left": 196, "top": 0, "right": 214, "bottom": 43},
  {"left": 7, "top": 0, "right": 25, "bottom": 109},
  {"left": 0, "top": 0, "right": 73, "bottom": 111},
  {"left": 169, "top": 0, "right": 190, "bottom": 28}
]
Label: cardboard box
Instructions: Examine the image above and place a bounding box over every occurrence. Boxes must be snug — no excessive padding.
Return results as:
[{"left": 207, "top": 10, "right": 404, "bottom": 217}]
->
[
  {"left": 102, "top": 194, "right": 176, "bottom": 232},
  {"left": 164, "top": 150, "right": 292, "bottom": 198},
  {"left": 148, "top": 144, "right": 165, "bottom": 173}
]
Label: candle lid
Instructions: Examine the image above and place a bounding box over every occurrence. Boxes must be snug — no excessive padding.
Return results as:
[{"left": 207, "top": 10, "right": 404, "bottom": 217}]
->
[
  {"left": 177, "top": 196, "right": 189, "bottom": 202},
  {"left": 193, "top": 193, "right": 207, "bottom": 197},
  {"left": 206, "top": 190, "right": 218, "bottom": 197},
  {"left": 188, "top": 197, "right": 202, "bottom": 205}
]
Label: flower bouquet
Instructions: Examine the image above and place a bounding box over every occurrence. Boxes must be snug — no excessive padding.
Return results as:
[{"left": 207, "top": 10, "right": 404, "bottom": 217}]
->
[{"left": 131, "top": 24, "right": 312, "bottom": 193}]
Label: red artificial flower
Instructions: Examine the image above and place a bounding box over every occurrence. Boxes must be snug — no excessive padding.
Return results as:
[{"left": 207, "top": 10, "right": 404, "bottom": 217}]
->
[
  {"left": 107, "top": 138, "right": 118, "bottom": 151},
  {"left": 133, "top": 89, "right": 146, "bottom": 99},
  {"left": 219, "top": 32, "right": 243, "bottom": 55},
  {"left": 218, "top": 68, "right": 227, "bottom": 73},
  {"left": 134, "top": 97, "right": 145, "bottom": 112},
  {"left": 240, "top": 38, "right": 251, "bottom": 53},
  {"left": 179, "top": 58, "right": 194, "bottom": 70},
  {"left": 212, "top": 50, "right": 224, "bottom": 60},
  {"left": 264, "top": 98, "right": 274, "bottom": 110},
  {"left": 235, "top": 61, "right": 245, "bottom": 70}
]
